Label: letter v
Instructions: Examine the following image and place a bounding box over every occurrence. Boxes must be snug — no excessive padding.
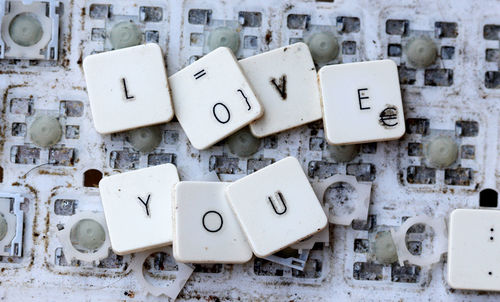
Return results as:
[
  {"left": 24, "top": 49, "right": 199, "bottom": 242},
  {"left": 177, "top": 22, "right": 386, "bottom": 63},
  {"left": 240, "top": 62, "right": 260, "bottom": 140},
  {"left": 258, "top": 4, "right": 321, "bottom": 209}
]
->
[{"left": 270, "top": 75, "right": 287, "bottom": 100}]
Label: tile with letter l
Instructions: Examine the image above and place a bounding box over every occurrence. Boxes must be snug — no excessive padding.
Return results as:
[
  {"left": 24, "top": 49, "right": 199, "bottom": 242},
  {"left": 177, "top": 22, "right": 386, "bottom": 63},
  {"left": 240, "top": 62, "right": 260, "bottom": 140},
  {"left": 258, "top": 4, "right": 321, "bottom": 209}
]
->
[{"left": 83, "top": 43, "right": 174, "bottom": 134}]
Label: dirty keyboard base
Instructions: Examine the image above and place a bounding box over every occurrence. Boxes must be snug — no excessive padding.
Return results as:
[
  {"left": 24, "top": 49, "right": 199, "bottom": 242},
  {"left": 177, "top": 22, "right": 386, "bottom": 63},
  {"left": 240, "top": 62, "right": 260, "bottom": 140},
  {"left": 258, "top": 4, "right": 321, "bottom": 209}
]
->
[{"left": 0, "top": 0, "right": 499, "bottom": 301}]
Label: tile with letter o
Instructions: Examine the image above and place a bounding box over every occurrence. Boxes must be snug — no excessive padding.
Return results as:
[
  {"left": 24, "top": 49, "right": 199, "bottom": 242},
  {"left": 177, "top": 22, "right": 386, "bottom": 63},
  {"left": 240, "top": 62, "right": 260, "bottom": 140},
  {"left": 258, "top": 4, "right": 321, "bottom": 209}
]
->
[
  {"left": 169, "top": 47, "right": 263, "bottom": 150},
  {"left": 173, "top": 181, "right": 252, "bottom": 263}
]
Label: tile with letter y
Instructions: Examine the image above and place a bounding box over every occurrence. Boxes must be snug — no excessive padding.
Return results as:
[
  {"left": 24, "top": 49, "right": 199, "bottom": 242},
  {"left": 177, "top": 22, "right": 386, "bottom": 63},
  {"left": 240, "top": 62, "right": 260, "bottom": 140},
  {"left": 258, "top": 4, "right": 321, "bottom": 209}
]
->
[{"left": 99, "top": 164, "right": 179, "bottom": 255}]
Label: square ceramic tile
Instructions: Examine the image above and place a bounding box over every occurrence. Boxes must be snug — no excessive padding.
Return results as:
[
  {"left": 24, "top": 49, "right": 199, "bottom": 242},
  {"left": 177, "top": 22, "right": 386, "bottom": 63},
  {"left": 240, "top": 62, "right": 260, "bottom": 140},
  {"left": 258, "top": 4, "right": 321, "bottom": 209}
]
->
[
  {"left": 318, "top": 59, "right": 405, "bottom": 145},
  {"left": 239, "top": 42, "right": 322, "bottom": 138},
  {"left": 169, "top": 47, "right": 263, "bottom": 150},
  {"left": 83, "top": 43, "right": 174, "bottom": 134},
  {"left": 173, "top": 181, "right": 253, "bottom": 263},
  {"left": 225, "top": 156, "right": 327, "bottom": 257},
  {"left": 447, "top": 209, "right": 500, "bottom": 291},
  {"left": 99, "top": 164, "right": 179, "bottom": 255}
]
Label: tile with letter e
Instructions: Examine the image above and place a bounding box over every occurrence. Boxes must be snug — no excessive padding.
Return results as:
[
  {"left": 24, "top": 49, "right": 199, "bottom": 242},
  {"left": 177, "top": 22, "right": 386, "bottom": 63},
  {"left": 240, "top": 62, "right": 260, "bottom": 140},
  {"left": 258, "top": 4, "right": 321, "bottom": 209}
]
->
[
  {"left": 225, "top": 156, "right": 328, "bottom": 257},
  {"left": 318, "top": 59, "right": 405, "bottom": 145},
  {"left": 99, "top": 163, "right": 179, "bottom": 255},
  {"left": 169, "top": 47, "right": 263, "bottom": 150},
  {"left": 173, "top": 181, "right": 252, "bottom": 263},
  {"left": 239, "top": 42, "right": 322, "bottom": 138},
  {"left": 447, "top": 209, "right": 500, "bottom": 291},
  {"left": 83, "top": 43, "right": 174, "bottom": 134}
]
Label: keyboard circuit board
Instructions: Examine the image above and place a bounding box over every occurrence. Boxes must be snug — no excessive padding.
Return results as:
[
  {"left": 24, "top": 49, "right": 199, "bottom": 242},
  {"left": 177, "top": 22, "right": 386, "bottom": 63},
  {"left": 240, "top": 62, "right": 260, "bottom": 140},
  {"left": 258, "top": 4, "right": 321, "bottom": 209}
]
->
[{"left": 0, "top": 0, "right": 499, "bottom": 300}]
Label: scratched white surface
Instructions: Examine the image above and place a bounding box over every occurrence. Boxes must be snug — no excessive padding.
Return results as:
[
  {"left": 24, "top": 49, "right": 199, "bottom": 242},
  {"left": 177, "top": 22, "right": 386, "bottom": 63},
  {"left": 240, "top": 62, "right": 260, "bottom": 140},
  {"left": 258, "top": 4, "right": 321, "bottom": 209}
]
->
[{"left": 0, "top": 0, "right": 499, "bottom": 301}]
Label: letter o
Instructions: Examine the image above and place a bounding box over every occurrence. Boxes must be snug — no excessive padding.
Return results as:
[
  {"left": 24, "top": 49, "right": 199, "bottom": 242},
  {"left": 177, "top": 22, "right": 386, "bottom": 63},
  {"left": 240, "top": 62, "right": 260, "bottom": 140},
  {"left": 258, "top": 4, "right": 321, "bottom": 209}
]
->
[
  {"left": 202, "top": 211, "right": 223, "bottom": 233},
  {"left": 213, "top": 103, "right": 230, "bottom": 124}
]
